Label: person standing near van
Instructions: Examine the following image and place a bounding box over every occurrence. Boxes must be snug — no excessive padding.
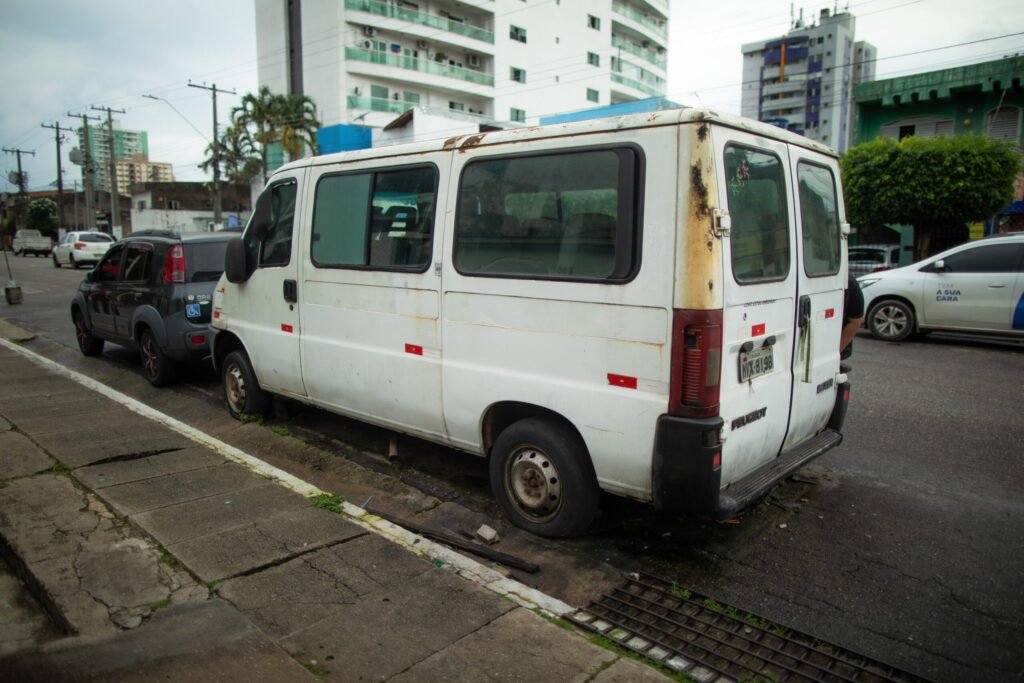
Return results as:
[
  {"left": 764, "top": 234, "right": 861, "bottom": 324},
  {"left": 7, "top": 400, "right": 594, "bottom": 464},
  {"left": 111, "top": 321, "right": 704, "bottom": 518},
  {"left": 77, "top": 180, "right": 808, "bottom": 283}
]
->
[{"left": 841, "top": 273, "right": 865, "bottom": 359}]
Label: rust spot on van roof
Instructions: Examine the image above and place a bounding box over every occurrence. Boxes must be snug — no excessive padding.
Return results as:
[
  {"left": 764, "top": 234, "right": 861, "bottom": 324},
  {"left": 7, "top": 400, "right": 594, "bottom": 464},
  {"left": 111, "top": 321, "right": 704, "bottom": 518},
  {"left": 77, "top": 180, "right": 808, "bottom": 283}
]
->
[
  {"left": 442, "top": 136, "right": 462, "bottom": 150},
  {"left": 458, "top": 133, "right": 488, "bottom": 151},
  {"left": 690, "top": 163, "right": 710, "bottom": 219},
  {"left": 697, "top": 123, "right": 709, "bottom": 141}
]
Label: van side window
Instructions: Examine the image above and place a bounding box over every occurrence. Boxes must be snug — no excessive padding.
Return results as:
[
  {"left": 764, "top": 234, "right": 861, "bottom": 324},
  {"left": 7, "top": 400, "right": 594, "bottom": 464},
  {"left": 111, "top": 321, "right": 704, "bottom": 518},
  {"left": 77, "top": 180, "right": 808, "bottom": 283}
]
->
[
  {"left": 454, "top": 148, "right": 639, "bottom": 280},
  {"left": 725, "top": 146, "right": 790, "bottom": 283},
  {"left": 259, "top": 181, "right": 297, "bottom": 267},
  {"left": 797, "top": 163, "right": 841, "bottom": 277},
  {"left": 312, "top": 166, "right": 436, "bottom": 270}
]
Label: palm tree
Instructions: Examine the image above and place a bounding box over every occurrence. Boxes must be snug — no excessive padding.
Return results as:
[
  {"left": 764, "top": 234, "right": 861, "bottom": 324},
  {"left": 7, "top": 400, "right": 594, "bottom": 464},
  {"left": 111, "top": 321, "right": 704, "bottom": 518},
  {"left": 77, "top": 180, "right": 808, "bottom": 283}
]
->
[
  {"left": 231, "top": 86, "right": 278, "bottom": 184},
  {"left": 200, "top": 125, "right": 261, "bottom": 213},
  {"left": 274, "top": 93, "right": 320, "bottom": 161}
]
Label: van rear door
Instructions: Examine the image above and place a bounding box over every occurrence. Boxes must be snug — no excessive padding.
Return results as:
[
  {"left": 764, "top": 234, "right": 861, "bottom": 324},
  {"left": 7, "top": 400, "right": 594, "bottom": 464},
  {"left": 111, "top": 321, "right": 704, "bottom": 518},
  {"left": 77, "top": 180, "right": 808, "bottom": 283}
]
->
[
  {"left": 783, "top": 149, "right": 845, "bottom": 450},
  {"left": 714, "top": 131, "right": 798, "bottom": 487}
]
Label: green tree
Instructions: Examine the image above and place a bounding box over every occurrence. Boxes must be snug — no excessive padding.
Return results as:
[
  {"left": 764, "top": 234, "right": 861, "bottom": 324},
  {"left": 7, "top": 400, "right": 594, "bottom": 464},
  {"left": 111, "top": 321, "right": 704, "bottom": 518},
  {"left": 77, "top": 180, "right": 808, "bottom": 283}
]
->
[
  {"left": 275, "top": 92, "right": 319, "bottom": 161},
  {"left": 842, "top": 135, "right": 1021, "bottom": 260},
  {"left": 200, "top": 124, "right": 261, "bottom": 212},
  {"left": 26, "top": 198, "right": 58, "bottom": 236},
  {"left": 230, "top": 87, "right": 320, "bottom": 184}
]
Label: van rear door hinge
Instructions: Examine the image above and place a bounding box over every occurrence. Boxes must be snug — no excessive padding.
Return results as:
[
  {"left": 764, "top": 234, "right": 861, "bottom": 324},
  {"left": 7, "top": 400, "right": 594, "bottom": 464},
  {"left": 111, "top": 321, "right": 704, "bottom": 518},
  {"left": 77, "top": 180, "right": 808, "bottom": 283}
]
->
[{"left": 712, "top": 208, "right": 731, "bottom": 237}]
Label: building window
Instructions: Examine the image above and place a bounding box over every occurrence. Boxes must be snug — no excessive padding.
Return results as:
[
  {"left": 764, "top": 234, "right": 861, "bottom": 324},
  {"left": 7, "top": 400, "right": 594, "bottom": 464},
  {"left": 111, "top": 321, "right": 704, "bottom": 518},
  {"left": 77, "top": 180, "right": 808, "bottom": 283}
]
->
[
  {"left": 587, "top": 88, "right": 599, "bottom": 103},
  {"left": 511, "top": 108, "right": 526, "bottom": 122},
  {"left": 510, "top": 67, "right": 526, "bottom": 83},
  {"left": 403, "top": 92, "right": 420, "bottom": 105},
  {"left": 588, "top": 52, "right": 600, "bottom": 67},
  {"left": 449, "top": 101, "right": 465, "bottom": 111},
  {"left": 588, "top": 14, "right": 600, "bottom": 30},
  {"left": 510, "top": 25, "right": 527, "bottom": 42}
]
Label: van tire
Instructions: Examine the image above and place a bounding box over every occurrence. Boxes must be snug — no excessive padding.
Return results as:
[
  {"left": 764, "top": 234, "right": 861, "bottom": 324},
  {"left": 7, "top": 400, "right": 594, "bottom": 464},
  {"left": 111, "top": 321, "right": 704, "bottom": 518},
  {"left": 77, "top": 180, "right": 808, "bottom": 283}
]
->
[
  {"left": 489, "top": 417, "right": 599, "bottom": 538},
  {"left": 223, "top": 349, "right": 269, "bottom": 420},
  {"left": 867, "top": 299, "right": 914, "bottom": 342}
]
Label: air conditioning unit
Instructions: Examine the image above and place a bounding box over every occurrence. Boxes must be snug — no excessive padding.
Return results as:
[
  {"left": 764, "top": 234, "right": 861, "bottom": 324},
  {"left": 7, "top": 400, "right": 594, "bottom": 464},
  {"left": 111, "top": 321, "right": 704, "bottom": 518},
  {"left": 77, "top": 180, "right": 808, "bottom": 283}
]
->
[
  {"left": 352, "top": 86, "right": 361, "bottom": 96},
  {"left": 416, "top": 40, "right": 429, "bottom": 49},
  {"left": 363, "top": 26, "right": 376, "bottom": 37},
  {"left": 393, "top": 93, "right": 401, "bottom": 100},
  {"left": 467, "top": 53, "right": 480, "bottom": 67},
  {"left": 362, "top": 39, "right": 372, "bottom": 49}
]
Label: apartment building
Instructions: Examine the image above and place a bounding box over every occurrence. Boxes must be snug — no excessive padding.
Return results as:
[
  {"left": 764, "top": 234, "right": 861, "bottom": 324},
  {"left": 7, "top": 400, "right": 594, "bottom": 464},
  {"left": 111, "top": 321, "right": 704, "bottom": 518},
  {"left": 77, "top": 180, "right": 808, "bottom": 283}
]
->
[
  {"left": 740, "top": 8, "right": 876, "bottom": 152},
  {"left": 77, "top": 122, "right": 176, "bottom": 195},
  {"left": 255, "top": 0, "right": 670, "bottom": 151}
]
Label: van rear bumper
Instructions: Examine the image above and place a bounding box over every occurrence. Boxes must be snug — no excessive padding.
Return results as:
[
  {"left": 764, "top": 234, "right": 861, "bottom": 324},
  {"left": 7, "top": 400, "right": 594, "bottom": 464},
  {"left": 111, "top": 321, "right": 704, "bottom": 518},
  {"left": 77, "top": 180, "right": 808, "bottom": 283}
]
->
[{"left": 653, "top": 380, "right": 849, "bottom": 517}]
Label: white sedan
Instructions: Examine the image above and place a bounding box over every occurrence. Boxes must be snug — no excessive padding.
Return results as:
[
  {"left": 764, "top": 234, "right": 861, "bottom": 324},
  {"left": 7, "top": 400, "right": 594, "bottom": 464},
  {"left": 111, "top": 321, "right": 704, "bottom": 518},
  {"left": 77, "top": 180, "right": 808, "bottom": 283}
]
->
[
  {"left": 52, "top": 231, "right": 115, "bottom": 269},
  {"left": 858, "top": 233, "right": 1024, "bottom": 341}
]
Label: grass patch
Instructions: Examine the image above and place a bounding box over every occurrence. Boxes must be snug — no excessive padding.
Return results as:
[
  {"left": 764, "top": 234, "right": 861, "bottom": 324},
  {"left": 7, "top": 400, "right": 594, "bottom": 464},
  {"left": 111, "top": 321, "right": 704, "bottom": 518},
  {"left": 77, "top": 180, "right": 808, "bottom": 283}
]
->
[
  {"left": 270, "top": 425, "right": 292, "bottom": 437},
  {"left": 590, "top": 635, "right": 697, "bottom": 683},
  {"left": 670, "top": 582, "right": 692, "bottom": 600},
  {"left": 239, "top": 413, "right": 264, "bottom": 425},
  {"left": 310, "top": 492, "right": 345, "bottom": 514},
  {"left": 50, "top": 462, "right": 71, "bottom": 476},
  {"left": 149, "top": 597, "right": 171, "bottom": 612},
  {"left": 532, "top": 608, "right": 575, "bottom": 632}
]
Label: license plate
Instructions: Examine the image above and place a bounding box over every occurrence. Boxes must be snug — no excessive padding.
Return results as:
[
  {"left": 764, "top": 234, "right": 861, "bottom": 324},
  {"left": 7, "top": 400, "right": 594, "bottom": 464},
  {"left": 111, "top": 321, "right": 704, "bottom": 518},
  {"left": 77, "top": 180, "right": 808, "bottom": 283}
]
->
[{"left": 739, "top": 345, "right": 774, "bottom": 382}]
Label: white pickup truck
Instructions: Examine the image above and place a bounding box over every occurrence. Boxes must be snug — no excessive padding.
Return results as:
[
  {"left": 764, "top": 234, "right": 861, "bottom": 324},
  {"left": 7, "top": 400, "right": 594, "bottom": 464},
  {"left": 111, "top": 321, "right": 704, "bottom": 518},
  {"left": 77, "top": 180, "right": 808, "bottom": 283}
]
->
[{"left": 12, "top": 229, "right": 54, "bottom": 257}]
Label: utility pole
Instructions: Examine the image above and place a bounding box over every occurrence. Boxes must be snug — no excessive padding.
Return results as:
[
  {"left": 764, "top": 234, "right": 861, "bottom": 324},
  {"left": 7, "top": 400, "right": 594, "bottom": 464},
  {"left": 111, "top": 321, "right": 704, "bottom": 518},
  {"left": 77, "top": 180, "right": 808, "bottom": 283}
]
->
[
  {"left": 92, "top": 105, "right": 126, "bottom": 236},
  {"left": 42, "top": 122, "right": 72, "bottom": 233},
  {"left": 2, "top": 147, "right": 35, "bottom": 236},
  {"left": 189, "top": 81, "right": 236, "bottom": 229},
  {"left": 68, "top": 112, "right": 101, "bottom": 231}
]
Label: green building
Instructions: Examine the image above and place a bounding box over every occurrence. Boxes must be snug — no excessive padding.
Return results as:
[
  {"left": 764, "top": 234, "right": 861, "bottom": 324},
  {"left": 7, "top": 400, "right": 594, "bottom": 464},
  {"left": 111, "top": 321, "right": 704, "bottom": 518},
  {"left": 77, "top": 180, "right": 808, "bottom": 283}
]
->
[
  {"left": 853, "top": 55, "right": 1024, "bottom": 146},
  {"left": 77, "top": 123, "right": 150, "bottom": 193}
]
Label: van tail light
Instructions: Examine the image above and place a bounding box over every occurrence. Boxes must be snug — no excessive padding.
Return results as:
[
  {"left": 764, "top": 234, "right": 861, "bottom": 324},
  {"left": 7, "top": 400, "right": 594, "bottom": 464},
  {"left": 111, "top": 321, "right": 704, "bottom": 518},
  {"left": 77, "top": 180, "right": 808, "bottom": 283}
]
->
[
  {"left": 669, "top": 309, "right": 723, "bottom": 418},
  {"left": 74, "top": 242, "right": 87, "bottom": 250},
  {"left": 163, "top": 245, "right": 186, "bottom": 284}
]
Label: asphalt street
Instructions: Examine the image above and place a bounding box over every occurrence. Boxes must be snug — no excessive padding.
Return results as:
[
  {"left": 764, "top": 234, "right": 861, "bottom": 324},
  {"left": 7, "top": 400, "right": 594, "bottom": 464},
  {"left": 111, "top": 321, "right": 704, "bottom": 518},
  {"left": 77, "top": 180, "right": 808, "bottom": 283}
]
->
[{"left": 2, "top": 252, "right": 1023, "bottom": 681}]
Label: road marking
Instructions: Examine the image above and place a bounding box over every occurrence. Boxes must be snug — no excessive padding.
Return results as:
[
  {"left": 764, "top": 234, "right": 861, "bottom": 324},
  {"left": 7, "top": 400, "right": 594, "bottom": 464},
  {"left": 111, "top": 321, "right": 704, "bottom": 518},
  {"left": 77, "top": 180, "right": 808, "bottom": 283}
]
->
[{"left": 0, "top": 338, "right": 572, "bottom": 618}]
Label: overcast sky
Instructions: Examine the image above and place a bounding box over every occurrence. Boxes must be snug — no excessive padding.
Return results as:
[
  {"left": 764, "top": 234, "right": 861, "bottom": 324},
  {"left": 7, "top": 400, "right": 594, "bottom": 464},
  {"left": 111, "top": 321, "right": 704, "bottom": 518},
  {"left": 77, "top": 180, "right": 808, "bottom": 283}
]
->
[{"left": 2, "top": 0, "right": 1022, "bottom": 195}]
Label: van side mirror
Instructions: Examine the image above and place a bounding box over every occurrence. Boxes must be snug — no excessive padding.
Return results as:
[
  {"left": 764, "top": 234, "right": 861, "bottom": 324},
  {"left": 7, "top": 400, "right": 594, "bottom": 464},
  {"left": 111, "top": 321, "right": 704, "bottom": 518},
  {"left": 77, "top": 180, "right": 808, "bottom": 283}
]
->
[
  {"left": 224, "top": 237, "right": 250, "bottom": 283},
  {"left": 249, "top": 189, "right": 273, "bottom": 241}
]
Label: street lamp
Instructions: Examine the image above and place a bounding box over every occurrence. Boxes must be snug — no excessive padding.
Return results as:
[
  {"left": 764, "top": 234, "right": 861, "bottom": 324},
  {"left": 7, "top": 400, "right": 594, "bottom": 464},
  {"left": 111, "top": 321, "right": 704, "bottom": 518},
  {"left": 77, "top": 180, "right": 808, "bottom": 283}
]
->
[{"left": 142, "top": 94, "right": 210, "bottom": 143}]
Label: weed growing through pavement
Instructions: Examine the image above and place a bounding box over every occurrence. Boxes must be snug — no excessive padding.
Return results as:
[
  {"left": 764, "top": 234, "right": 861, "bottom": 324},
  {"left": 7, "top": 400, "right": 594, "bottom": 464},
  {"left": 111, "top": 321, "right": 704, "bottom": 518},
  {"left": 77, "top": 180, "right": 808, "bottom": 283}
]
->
[
  {"left": 310, "top": 492, "right": 345, "bottom": 513},
  {"left": 589, "top": 635, "right": 697, "bottom": 683},
  {"left": 149, "top": 597, "right": 171, "bottom": 612},
  {"left": 50, "top": 462, "right": 71, "bottom": 476},
  {"left": 239, "top": 413, "right": 264, "bottom": 425},
  {"left": 670, "top": 582, "right": 692, "bottom": 600},
  {"left": 270, "top": 425, "right": 292, "bottom": 437}
]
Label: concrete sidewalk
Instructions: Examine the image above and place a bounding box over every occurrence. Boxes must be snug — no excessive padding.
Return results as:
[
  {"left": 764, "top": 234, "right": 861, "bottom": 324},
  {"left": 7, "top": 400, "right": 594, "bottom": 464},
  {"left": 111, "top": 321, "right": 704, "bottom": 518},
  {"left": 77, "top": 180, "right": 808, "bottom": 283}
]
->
[{"left": 0, "top": 320, "right": 673, "bottom": 682}]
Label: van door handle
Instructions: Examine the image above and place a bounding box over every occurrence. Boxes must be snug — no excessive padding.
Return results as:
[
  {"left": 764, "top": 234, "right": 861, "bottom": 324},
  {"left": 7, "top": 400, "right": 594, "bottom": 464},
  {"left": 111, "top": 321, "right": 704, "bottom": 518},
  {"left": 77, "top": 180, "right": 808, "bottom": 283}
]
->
[
  {"left": 283, "top": 279, "right": 298, "bottom": 303},
  {"left": 798, "top": 295, "right": 812, "bottom": 330},
  {"left": 988, "top": 283, "right": 1006, "bottom": 288}
]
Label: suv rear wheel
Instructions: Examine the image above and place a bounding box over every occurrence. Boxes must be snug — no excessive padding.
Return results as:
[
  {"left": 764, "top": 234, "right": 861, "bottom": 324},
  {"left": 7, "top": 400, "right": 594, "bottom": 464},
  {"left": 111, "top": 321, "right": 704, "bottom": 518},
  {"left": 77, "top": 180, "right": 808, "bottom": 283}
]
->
[
  {"left": 140, "top": 328, "right": 175, "bottom": 386},
  {"left": 223, "top": 349, "right": 269, "bottom": 419}
]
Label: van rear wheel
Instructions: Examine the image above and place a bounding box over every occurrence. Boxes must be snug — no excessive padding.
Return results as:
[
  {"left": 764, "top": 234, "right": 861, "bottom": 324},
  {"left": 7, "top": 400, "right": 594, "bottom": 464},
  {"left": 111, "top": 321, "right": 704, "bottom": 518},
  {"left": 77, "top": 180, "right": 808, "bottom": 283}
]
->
[
  {"left": 223, "top": 349, "right": 269, "bottom": 420},
  {"left": 489, "top": 417, "right": 599, "bottom": 538}
]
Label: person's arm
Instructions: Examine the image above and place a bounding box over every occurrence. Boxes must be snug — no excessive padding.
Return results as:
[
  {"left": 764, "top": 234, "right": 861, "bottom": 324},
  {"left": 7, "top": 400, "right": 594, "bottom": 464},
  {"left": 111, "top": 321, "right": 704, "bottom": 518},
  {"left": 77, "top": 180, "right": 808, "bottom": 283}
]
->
[
  {"left": 840, "top": 314, "right": 864, "bottom": 351},
  {"left": 841, "top": 277, "right": 866, "bottom": 351}
]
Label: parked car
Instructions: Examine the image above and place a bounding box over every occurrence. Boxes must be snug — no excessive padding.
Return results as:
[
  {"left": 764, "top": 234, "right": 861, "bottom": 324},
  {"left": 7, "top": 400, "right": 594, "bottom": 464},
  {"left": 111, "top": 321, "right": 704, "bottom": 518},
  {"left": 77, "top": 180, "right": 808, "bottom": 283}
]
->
[
  {"left": 53, "top": 231, "right": 115, "bottom": 269},
  {"left": 70, "top": 230, "right": 234, "bottom": 386},
  {"left": 12, "top": 229, "right": 53, "bottom": 257},
  {"left": 849, "top": 243, "right": 901, "bottom": 277},
  {"left": 858, "top": 233, "right": 1024, "bottom": 342}
]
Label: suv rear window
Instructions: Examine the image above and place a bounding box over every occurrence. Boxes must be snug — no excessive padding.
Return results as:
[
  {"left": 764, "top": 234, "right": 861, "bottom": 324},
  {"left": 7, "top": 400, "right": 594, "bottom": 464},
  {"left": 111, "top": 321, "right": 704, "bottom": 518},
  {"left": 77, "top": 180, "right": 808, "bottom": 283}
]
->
[
  {"left": 185, "top": 241, "right": 229, "bottom": 282},
  {"left": 80, "top": 233, "right": 114, "bottom": 243}
]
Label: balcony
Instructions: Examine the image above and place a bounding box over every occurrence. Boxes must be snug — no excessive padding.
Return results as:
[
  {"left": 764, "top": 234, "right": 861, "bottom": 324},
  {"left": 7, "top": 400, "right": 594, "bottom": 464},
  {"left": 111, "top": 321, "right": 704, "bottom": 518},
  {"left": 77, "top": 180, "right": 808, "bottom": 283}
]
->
[
  {"left": 611, "top": 35, "right": 666, "bottom": 70},
  {"left": 612, "top": 72, "right": 664, "bottom": 98},
  {"left": 611, "top": 1, "right": 668, "bottom": 40},
  {"left": 346, "top": 96, "right": 410, "bottom": 113},
  {"left": 345, "top": 0, "right": 493, "bottom": 44},
  {"left": 345, "top": 47, "right": 494, "bottom": 87}
]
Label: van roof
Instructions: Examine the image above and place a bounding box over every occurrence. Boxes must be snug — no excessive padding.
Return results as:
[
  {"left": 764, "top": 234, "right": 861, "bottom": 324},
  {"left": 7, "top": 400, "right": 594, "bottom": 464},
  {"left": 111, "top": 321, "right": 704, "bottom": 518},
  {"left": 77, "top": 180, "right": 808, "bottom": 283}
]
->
[{"left": 275, "top": 107, "right": 838, "bottom": 176}]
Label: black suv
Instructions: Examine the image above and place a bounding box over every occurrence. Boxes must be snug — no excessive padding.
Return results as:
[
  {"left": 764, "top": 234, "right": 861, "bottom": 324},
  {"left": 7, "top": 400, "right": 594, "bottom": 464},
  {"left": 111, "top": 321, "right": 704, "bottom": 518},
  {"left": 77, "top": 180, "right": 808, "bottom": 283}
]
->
[{"left": 70, "top": 230, "right": 233, "bottom": 386}]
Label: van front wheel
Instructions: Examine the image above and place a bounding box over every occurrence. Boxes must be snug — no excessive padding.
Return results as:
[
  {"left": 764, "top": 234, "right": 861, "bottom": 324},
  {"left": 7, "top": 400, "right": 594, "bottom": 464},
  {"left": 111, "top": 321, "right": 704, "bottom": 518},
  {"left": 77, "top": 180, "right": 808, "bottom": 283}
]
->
[
  {"left": 489, "top": 417, "right": 599, "bottom": 538},
  {"left": 223, "top": 350, "right": 269, "bottom": 420}
]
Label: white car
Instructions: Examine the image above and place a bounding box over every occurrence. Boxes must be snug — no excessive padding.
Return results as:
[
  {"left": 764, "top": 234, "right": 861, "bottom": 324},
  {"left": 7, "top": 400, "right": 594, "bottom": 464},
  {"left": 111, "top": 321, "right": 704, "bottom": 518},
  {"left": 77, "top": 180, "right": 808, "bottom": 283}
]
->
[
  {"left": 858, "top": 233, "right": 1024, "bottom": 342},
  {"left": 52, "top": 231, "right": 115, "bottom": 269}
]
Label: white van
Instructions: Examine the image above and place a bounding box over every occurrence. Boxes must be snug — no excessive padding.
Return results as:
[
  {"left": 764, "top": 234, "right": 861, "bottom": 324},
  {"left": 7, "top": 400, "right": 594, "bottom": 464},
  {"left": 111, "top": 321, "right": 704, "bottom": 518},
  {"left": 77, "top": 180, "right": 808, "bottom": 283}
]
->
[{"left": 211, "top": 109, "right": 851, "bottom": 538}]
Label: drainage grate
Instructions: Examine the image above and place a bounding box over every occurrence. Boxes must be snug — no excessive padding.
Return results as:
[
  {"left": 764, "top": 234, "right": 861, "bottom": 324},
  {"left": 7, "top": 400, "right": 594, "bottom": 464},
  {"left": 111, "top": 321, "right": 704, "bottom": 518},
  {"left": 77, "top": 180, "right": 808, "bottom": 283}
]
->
[{"left": 568, "top": 572, "right": 924, "bottom": 683}]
